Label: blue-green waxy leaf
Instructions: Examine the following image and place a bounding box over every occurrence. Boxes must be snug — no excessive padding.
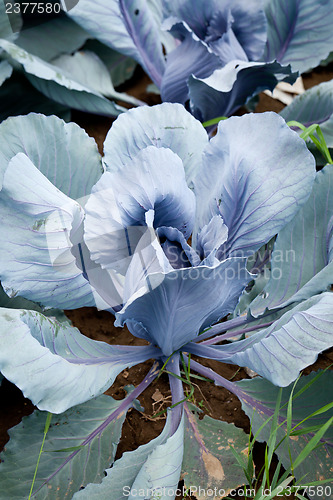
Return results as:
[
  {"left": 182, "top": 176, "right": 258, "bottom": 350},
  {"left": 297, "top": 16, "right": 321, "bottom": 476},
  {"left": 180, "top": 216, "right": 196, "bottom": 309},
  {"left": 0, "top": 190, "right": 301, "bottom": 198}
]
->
[
  {"left": 0, "top": 112, "right": 102, "bottom": 196},
  {"left": 0, "top": 282, "right": 69, "bottom": 323},
  {"left": 0, "top": 394, "right": 130, "bottom": 500},
  {"left": 251, "top": 165, "right": 333, "bottom": 317},
  {"left": 0, "top": 39, "right": 123, "bottom": 117},
  {"left": 0, "top": 153, "right": 97, "bottom": 309},
  {"left": 321, "top": 51, "right": 333, "bottom": 66},
  {"left": 14, "top": 15, "right": 90, "bottom": 61},
  {"left": 236, "top": 371, "right": 333, "bottom": 500},
  {"left": 77, "top": 39, "right": 137, "bottom": 87},
  {"left": 73, "top": 412, "right": 184, "bottom": 500},
  {"left": 280, "top": 80, "right": 333, "bottom": 148},
  {"left": 103, "top": 102, "right": 209, "bottom": 187},
  {"left": 189, "top": 293, "right": 333, "bottom": 387},
  {"left": 263, "top": 0, "right": 333, "bottom": 73},
  {"left": 0, "top": 0, "right": 21, "bottom": 39},
  {"left": 69, "top": 0, "right": 165, "bottom": 86},
  {"left": 233, "top": 293, "right": 333, "bottom": 385},
  {"left": 0, "top": 75, "right": 70, "bottom": 122},
  {"left": 27, "top": 73, "right": 124, "bottom": 117},
  {"left": 127, "top": 415, "right": 184, "bottom": 499},
  {"left": 182, "top": 404, "right": 249, "bottom": 498},
  {"left": 194, "top": 112, "right": 316, "bottom": 256},
  {"left": 0, "top": 307, "right": 159, "bottom": 413},
  {"left": 69, "top": 0, "right": 139, "bottom": 58},
  {"left": 0, "top": 60, "right": 12, "bottom": 85},
  {"left": 51, "top": 50, "right": 142, "bottom": 107}
]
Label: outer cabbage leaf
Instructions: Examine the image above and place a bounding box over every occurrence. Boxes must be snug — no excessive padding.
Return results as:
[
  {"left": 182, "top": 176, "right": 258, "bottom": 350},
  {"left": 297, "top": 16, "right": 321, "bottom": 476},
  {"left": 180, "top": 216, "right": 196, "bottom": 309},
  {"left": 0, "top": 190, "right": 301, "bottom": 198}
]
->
[
  {"left": 0, "top": 39, "right": 124, "bottom": 116},
  {"left": 146, "top": 0, "right": 177, "bottom": 54},
  {"left": 250, "top": 165, "right": 333, "bottom": 317},
  {"left": 0, "top": 75, "right": 70, "bottom": 122},
  {"left": 15, "top": 15, "right": 90, "bottom": 61},
  {"left": 0, "top": 282, "right": 69, "bottom": 323},
  {"left": 263, "top": 0, "right": 333, "bottom": 73},
  {"left": 182, "top": 403, "right": 249, "bottom": 498},
  {"left": 189, "top": 293, "right": 333, "bottom": 387},
  {"left": 280, "top": 80, "right": 333, "bottom": 148},
  {"left": 81, "top": 39, "right": 137, "bottom": 87},
  {"left": 0, "top": 153, "right": 97, "bottom": 309},
  {"left": 69, "top": 0, "right": 165, "bottom": 86},
  {"left": 51, "top": 50, "right": 142, "bottom": 107},
  {"left": 0, "top": 394, "right": 130, "bottom": 500},
  {"left": 0, "top": 60, "right": 12, "bottom": 85},
  {"left": 27, "top": 74, "right": 124, "bottom": 117},
  {"left": 103, "top": 102, "right": 209, "bottom": 187},
  {"left": 0, "top": 307, "right": 159, "bottom": 413},
  {"left": 73, "top": 412, "right": 184, "bottom": 500},
  {"left": 0, "top": 112, "right": 102, "bottom": 196},
  {"left": 0, "top": 0, "right": 21, "bottom": 39},
  {"left": 237, "top": 371, "right": 333, "bottom": 500}
]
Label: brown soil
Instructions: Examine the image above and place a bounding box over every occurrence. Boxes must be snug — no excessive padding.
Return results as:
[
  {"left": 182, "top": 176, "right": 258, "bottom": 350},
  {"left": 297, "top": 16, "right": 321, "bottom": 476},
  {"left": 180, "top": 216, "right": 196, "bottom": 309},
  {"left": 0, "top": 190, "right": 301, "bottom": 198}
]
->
[{"left": 1, "top": 63, "right": 333, "bottom": 498}]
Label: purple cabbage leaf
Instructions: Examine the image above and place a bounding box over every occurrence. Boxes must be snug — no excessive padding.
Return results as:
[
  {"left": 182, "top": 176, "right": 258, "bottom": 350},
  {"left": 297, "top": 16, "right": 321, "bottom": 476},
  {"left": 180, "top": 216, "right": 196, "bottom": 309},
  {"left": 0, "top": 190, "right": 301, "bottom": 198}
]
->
[
  {"left": 69, "top": 0, "right": 168, "bottom": 87},
  {"left": 0, "top": 382, "right": 157, "bottom": 499},
  {"left": 263, "top": 0, "right": 333, "bottom": 74}
]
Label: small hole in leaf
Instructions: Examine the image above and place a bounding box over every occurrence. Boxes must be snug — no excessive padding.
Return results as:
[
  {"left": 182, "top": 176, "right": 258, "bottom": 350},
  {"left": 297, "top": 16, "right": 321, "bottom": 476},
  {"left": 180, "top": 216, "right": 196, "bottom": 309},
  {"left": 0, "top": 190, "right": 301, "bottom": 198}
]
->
[{"left": 134, "top": 9, "right": 139, "bottom": 15}]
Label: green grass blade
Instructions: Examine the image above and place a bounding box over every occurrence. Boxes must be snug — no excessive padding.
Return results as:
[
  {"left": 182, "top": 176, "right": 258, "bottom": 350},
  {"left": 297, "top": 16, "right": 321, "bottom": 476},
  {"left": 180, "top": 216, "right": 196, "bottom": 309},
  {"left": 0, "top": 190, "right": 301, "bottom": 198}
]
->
[
  {"left": 290, "top": 424, "right": 326, "bottom": 436},
  {"left": 292, "top": 416, "right": 333, "bottom": 470},
  {"left": 202, "top": 116, "right": 228, "bottom": 127},
  {"left": 254, "top": 476, "right": 294, "bottom": 500},
  {"left": 271, "top": 460, "right": 282, "bottom": 489},
  {"left": 315, "top": 126, "right": 333, "bottom": 163},
  {"left": 28, "top": 412, "right": 52, "bottom": 500},
  {"left": 300, "top": 124, "right": 320, "bottom": 140},
  {"left": 228, "top": 444, "right": 253, "bottom": 484},
  {"left": 295, "top": 494, "right": 308, "bottom": 500},
  {"left": 286, "top": 120, "right": 307, "bottom": 131}
]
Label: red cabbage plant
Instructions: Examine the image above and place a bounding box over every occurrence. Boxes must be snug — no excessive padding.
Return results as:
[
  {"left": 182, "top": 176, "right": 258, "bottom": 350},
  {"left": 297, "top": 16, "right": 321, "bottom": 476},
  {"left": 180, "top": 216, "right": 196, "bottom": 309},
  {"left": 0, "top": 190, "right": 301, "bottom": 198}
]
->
[{"left": 0, "top": 104, "right": 332, "bottom": 498}]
